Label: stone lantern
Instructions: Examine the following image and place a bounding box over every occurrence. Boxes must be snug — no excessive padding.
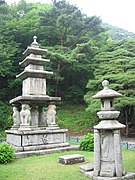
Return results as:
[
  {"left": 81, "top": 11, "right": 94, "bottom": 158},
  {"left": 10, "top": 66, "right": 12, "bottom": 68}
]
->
[{"left": 92, "top": 80, "right": 125, "bottom": 179}]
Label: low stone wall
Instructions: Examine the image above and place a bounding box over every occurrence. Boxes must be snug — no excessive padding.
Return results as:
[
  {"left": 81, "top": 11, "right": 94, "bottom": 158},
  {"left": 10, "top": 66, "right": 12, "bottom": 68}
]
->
[
  {"left": 66, "top": 136, "right": 135, "bottom": 150},
  {"left": 121, "top": 141, "right": 135, "bottom": 150}
]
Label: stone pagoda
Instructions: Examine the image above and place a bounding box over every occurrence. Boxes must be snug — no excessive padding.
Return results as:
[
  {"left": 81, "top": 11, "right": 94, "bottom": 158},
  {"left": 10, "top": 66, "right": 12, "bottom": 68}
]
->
[
  {"left": 6, "top": 36, "right": 69, "bottom": 151},
  {"left": 84, "top": 80, "right": 135, "bottom": 179}
]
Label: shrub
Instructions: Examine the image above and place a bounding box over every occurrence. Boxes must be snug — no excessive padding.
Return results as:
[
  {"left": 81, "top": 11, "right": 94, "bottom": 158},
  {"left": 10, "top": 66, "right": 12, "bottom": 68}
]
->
[
  {"left": 0, "top": 143, "right": 15, "bottom": 164},
  {"left": 80, "top": 133, "right": 94, "bottom": 151}
]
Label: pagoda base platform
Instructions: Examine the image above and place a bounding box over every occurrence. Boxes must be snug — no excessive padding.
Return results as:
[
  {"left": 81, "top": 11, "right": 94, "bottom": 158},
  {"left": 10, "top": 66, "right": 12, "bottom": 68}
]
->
[
  {"left": 6, "top": 128, "right": 69, "bottom": 151},
  {"left": 84, "top": 171, "right": 135, "bottom": 180}
]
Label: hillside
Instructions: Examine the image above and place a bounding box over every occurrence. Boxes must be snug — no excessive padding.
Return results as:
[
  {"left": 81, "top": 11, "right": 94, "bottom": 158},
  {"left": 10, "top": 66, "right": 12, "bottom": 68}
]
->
[{"left": 102, "top": 23, "right": 135, "bottom": 40}]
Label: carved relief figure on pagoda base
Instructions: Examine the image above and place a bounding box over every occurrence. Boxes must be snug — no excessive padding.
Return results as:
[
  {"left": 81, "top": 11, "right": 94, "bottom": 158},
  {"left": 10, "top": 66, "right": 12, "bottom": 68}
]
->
[
  {"left": 11, "top": 105, "right": 20, "bottom": 129},
  {"left": 38, "top": 106, "right": 47, "bottom": 128},
  {"left": 46, "top": 103, "right": 59, "bottom": 129},
  {"left": 19, "top": 104, "right": 31, "bottom": 130},
  {"left": 31, "top": 106, "right": 39, "bottom": 128}
]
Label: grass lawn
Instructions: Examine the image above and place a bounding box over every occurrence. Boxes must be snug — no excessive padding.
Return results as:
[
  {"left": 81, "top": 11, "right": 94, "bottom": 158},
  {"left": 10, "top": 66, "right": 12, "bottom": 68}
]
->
[{"left": 0, "top": 149, "right": 135, "bottom": 180}]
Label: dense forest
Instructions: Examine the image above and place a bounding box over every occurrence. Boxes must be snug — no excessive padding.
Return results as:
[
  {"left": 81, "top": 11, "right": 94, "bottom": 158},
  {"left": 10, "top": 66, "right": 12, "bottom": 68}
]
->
[{"left": 0, "top": 0, "right": 135, "bottom": 137}]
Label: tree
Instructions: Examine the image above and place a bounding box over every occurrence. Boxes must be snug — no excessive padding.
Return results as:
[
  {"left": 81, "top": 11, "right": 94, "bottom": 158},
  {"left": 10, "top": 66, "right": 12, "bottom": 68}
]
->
[
  {"left": 39, "top": 0, "right": 106, "bottom": 101},
  {"left": 0, "top": 2, "right": 52, "bottom": 101},
  {"left": 102, "top": 23, "right": 135, "bottom": 40},
  {"left": 85, "top": 39, "right": 135, "bottom": 136},
  {"left": 0, "top": 0, "right": 107, "bottom": 104},
  {"left": 0, "top": 0, "right": 5, "bottom": 5}
]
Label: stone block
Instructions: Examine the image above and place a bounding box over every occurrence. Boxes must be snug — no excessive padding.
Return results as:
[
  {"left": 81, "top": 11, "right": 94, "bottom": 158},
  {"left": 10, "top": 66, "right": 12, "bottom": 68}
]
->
[
  {"left": 59, "top": 154, "right": 85, "bottom": 165},
  {"left": 22, "top": 77, "right": 46, "bottom": 95},
  {"left": 6, "top": 129, "right": 69, "bottom": 151},
  {"left": 80, "top": 163, "right": 94, "bottom": 173},
  {"left": 85, "top": 172, "right": 135, "bottom": 180}
]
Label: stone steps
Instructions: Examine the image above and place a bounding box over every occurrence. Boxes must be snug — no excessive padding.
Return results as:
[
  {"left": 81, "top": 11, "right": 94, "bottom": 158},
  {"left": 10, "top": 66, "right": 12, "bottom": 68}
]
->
[{"left": 15, "top": 145, "right": 79, "bottom": 158}]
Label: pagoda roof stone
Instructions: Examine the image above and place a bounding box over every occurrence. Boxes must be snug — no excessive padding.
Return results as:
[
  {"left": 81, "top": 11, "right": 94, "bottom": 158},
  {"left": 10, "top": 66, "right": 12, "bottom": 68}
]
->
[
  {"left": 16, "top": 69, "right": 53, "bottom": 80},
  {"left": 19, "top": 56, "right": 50, "bottom": 67}
]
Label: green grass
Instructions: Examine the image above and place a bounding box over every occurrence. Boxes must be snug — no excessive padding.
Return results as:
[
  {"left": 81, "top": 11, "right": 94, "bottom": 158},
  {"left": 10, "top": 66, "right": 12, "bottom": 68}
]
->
[
  {"left": 0, "top": 150, "right": 93, "bottom": 180},
  {"left": 123, "top": 149, "right": 135, "bottom": 172},
  {"left": 0, "top": 149, "right": 135, "bottom": 180}
]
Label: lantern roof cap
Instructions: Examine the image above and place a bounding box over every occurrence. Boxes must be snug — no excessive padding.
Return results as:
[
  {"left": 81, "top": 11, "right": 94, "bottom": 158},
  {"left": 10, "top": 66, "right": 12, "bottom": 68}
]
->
[{"left": 92, "top": 80, "right": 122, "bottom": 99}]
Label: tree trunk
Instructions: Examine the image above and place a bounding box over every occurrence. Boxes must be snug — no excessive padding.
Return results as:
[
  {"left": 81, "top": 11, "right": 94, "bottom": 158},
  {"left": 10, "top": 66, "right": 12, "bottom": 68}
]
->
[
  {"left": 55, "top": 60, "right": 61, "bottom": 97},
  {"left": 125, "top": 109, "right": 129, "bottom": 138},
  {"left": 55, "top": 80, "right": 59, "bottom": 97}
]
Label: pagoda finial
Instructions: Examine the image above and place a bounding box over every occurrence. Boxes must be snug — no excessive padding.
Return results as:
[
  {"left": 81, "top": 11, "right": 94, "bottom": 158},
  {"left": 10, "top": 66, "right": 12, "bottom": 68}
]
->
[
  {"left": 31, "top": 36, "right": 39, "bottom": 47},
  {"left": 33, "top": 36, "right": 37, "bottom": 42},
  {"left": 102, "top": 80, "right": 109, "bottom": 90}
]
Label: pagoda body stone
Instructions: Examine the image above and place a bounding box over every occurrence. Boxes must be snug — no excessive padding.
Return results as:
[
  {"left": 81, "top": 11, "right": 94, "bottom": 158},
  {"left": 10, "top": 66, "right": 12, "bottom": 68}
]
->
[
  {"left": 6, "top": 36, "right": 69, "bottom": 151},
  {"left": 87, "top": 80, "right": 135, "bottom": 180}
]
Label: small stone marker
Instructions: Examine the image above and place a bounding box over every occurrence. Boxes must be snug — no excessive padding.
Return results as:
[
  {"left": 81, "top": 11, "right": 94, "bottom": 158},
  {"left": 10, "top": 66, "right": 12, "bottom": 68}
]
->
[{"left": 59, "top": 154, "right": 85, "bottom": 165}]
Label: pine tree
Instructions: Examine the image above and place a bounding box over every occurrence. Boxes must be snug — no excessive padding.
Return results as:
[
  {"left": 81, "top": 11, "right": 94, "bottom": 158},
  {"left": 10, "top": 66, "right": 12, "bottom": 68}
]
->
[{"left": 85, "top": 39, "right": 135, "bottom": 136}]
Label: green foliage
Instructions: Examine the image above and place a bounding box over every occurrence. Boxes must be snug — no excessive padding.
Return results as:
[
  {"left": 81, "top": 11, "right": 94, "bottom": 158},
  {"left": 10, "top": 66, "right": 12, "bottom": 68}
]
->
[
  {"left": 0, "top": 0, "right": 107, "bottom": 105},
  {"left": 85, "top": 39, "right": 135, "bottom": 136},
  {"left": 0, "top": 143, "right": 15, "bottom": 164},
  {"left": 57, "top": 105, "right": 95, "bottom": 134},
  {"left": 80, "top": 133, "right": 94, "bottom": 151},
  {"left": 0, "top": 131, "right": 6, "bottom": 141},
  {"left": 0, "top": 101, "right": 12, "bottom": 131},
  {"left": 39, "top": 0, "right": 106, "bottom": 100}
]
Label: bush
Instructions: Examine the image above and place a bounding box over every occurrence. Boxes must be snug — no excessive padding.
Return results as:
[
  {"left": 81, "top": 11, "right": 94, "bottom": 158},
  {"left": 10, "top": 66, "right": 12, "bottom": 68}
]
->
[
  {"left": 80, "top": 133, "right": 94, "bottom": 151},
  {"left": 0, "top": 143, "right": 15, "bottom": 164},
  {"left": 0, "top": 131, "right": 6, "bottom": 141}
]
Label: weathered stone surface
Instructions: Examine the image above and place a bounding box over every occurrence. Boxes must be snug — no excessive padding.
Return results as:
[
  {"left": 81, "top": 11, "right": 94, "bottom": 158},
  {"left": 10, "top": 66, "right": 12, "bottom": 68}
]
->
[
  {"left": 92, "top": 80, "right": 122, "bottom": 99},
  {"left": 114, "top": 130, "right": 123, "bottom": 177},
  {"left": 124, "top": 172, "right": 135, "bottom": 179},
  {"left": 15, "top": 145, "right": 79, "bottom": 158},
  {"left": 23, "top": 46, "right": 47, "bottom": 57},
  {"left": 85, "top": 171, "right": 94, "bottom": 178},
  {"left": 85, "top": 172, "right": 135, "bottom": 180},
  {"left": 97, "top": 111, "right": 120, "bottom": 120},
  {"left": 16, "top": 69, "right": 53, "bottom": 80},
  {"left": 94, "top": 120, "right": 125, "bottom": 130},
  {"left": 59, "top": 154, "right": 85, "bottom": 165},
  {"left": 6, "top": 133, "right": 22, "bottom": 146},
  {"left": 6, "top": 128, "right": 68, "bottom": 151},
  {"left": 23, "top": 78, "right": 46, "bottom": 95},
  {"left": 31, "top": 106, "right": 39, "bottom": 128},
  {"left": 11, "top": 105, "right": 20, "bottom": 129},
  {"left": 19, "top": 56, "right": 50, "bottom": 67},
  {"left": 10, "top": 95, "right": 61, "bottom": 104},
  {"left": 46, "top": 103, "right": 57, "bottom": 126},
  {"left": 80, "top": 163, "right": 94, "bottom": 173},
  {"left": 94, "top": 129, "right": 100, "bottom": 176}
]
